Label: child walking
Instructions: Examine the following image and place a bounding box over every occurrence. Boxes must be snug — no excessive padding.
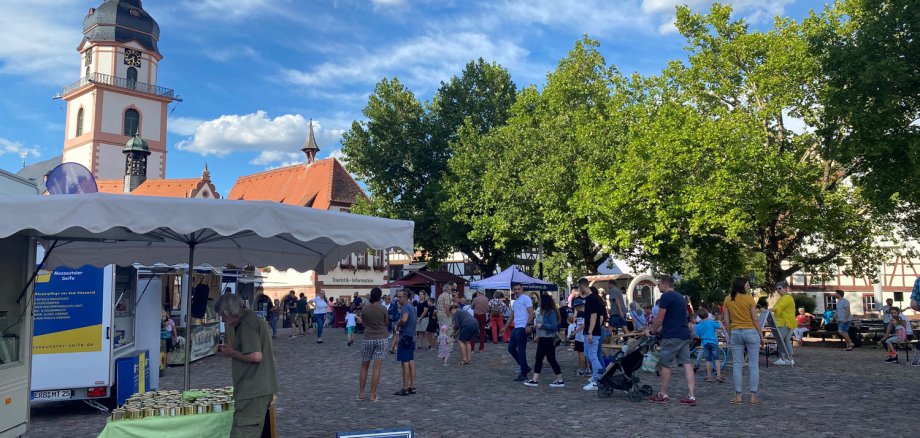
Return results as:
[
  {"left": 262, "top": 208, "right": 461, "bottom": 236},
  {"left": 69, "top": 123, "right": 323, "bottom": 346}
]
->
[
  {"left": 437, "top": 321, "right": 452, "bottom": 366},
  {"left": 572, "top": 298, "right": 588, "bottom": 376},
  {"left": 693, "top": 307, "right": 724, "bottom": 382},
  {"left": 345, "top": 310, "right": 357, "bottom": 347}
]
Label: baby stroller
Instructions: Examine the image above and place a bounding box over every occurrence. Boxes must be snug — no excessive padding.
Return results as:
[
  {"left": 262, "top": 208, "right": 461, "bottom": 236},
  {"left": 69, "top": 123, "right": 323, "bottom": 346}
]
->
[{"left": 597, "top": 335, "right": 657, "bottom": 401}]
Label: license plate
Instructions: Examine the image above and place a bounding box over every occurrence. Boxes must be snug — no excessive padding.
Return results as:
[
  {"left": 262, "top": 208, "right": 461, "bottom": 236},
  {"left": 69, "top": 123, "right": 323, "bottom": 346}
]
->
[{"left": 31, "top": 390, "right": 72, "bottom": 401}]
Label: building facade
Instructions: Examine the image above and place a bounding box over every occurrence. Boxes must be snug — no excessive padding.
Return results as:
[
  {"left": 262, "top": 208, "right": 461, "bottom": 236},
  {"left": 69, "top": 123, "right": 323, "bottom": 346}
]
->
[{"left": 227, "top": 122, "right": 389, "bottom": 301}]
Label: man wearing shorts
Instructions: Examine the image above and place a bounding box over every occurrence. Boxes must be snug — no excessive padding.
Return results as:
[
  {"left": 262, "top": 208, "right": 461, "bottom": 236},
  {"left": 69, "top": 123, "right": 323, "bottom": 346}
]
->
[
  {"left": 395, "top": 289, "right": 417, "bottom": 396},
  {"left": 644, "top": 275, "right": 696, "bottom": 405},
  {"left": 834, "top": 290, "right": 854, "bottom": 350},
  {"left": 358, "top": 287, "right": 388, "bottom": 402},
  {"left": 296, "top": 293, "right": 310, "bottom": 336}
]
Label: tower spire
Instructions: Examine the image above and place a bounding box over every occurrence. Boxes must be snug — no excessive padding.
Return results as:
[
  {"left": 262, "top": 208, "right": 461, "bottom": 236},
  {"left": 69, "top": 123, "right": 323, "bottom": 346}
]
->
[{"left": 301, "top": 119, "right": 320, "bottom": 164}]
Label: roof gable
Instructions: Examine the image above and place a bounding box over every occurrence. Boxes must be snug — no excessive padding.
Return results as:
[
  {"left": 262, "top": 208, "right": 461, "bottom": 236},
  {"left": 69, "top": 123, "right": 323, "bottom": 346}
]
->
[{"left": 227, "top": 158, "right": 365, "bottom": 210}]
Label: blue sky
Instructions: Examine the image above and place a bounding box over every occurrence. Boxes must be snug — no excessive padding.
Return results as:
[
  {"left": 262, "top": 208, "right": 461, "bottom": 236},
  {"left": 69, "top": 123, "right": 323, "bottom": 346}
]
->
[{"left": 0, "top": 0, "right": 818, "bottom": 195}]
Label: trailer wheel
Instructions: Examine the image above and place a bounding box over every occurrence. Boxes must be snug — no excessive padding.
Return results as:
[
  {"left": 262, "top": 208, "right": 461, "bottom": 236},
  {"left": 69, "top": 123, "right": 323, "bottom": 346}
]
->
[{"left": 641, "top": 385, "right": 653, "bottom": 396}]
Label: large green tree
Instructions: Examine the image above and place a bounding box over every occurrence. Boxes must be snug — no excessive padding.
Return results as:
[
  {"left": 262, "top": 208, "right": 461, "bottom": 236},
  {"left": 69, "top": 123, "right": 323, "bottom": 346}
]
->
[
  {"left": 343, "top": 61, "right": 520, "bottom": 274},
  {"left": 810, "top": 0, "right": 920, "bottom": 235},
  {"left": 490, "top": 37, "right": 626, "bottom": 275},
  {"left": 587, "top": 4, "right": 890, "bottom": 288}
]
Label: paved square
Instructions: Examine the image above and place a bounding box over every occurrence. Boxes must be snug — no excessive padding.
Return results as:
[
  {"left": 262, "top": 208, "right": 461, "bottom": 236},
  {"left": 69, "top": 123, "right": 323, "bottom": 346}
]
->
[{"left": 27, "top": 329, "right": 917, "bottom": 437}]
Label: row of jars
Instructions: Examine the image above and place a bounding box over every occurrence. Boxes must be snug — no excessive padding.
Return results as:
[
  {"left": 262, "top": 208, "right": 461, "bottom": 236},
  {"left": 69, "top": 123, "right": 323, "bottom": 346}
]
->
[{"left": 111, "top": 388, "right": 234, "bottom": 422}]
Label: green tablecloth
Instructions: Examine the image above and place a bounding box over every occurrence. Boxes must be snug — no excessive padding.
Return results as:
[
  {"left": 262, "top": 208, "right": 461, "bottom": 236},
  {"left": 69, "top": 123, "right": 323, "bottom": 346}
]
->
[{"left": 97, "top": 410, "right": 232, "bottom": 438}]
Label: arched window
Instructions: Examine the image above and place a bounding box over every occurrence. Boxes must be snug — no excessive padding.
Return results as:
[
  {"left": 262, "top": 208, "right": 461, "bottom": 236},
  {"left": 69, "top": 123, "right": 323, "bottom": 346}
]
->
[
  {"left": 126, "top": 67, "right": 138, "bottom": 89},
  {"left": 123, "top": 108, "right": 139, "bottom": 136},
  {"left": 76, "top": 108, "right": 84, "bottom": 137}
]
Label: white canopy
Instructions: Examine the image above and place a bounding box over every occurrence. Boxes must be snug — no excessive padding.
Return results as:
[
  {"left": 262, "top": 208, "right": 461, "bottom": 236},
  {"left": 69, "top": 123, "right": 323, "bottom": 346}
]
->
[
  {"left": 0, "top": 193, "right": 414, "bottom": 390},
  {"left": 0, "top": 193, "right": 414, "bottom": 273}
]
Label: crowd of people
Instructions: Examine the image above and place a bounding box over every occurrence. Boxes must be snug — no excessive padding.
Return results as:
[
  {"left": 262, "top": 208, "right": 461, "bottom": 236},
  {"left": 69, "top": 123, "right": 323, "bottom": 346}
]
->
[{"left": 211, "top": 275, "right": 920, "bottom": 436}]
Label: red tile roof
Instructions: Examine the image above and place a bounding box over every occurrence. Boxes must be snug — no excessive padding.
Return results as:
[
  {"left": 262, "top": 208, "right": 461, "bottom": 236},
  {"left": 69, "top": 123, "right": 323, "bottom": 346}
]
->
[
  {"left": 96, "top": 178, "right": 219, "bottom": 198},
  {"left": 227, "top": 158, "right": 366, "bottom": 209}
]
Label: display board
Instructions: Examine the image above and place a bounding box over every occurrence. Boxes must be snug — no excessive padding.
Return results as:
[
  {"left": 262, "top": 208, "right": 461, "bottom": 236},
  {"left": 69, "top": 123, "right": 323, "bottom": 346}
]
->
[
  {"left": 167, "top": 322, "right": 220, "bottom": 365},
  {"left": 31, "top": 265, "right": 113, "bottom": 393}
]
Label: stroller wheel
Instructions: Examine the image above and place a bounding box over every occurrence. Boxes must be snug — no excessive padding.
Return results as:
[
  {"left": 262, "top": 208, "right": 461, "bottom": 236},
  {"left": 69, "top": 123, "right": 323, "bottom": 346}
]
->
[
  {"left": 628, "top": 386, "right": 644, "bottom": 402},
  {"left": 597, "top": 383, "right": 613, "bottom": 399},
  {"left": 641, "top": 385, "right": 653, "bottom": 396}
]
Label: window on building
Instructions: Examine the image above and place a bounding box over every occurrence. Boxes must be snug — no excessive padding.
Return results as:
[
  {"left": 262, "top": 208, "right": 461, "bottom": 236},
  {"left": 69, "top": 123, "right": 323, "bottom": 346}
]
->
[
  {"left": 126, "top": 67, "right": 138, "bottom": 88},
  {"left": 863, "top": 294, "right": 876, "bottom": 312},
  {"left": 356, "top": 252, "right": 367, "bottom": 268},
  {"left": 85, "top": 65, "right": 91, "bottom": 78},
  {"left": 340, "top": 254, "right": 352, "bottom": 268},
  {"left": 824, "top": 293, "right": 838, "bottom": 310},
  {"left": 76, "top": 108, "right": 84, "bottom": 137},
  {"left": 124, "top": 108, "right": 139, "bottom": 136}
]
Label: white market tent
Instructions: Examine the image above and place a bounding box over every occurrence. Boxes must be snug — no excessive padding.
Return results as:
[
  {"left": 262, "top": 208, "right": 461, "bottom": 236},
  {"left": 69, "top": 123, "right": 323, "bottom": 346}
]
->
[{"left": 0, "top": 193, "right": 414, "bottom": 389}]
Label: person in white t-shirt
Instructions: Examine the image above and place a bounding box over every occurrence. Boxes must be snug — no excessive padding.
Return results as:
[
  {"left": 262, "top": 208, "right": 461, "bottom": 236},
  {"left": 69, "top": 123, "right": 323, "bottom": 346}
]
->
[
  {"left": 500, "top": 283, "right": 534, "bottom": 381},
  {"left": 311, "top": 290, "right": 329, "bottom": 344},
  {"left": 834, "top": 290, "right": 854, "bottom": 351}
]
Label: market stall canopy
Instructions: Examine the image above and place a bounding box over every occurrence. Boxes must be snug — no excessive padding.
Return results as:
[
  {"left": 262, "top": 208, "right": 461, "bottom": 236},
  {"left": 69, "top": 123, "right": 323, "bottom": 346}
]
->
[
  {"left": 382, "top": 270, "right": 466, "bottom": 288},
  {"left": 470, "top": 266, "right": 558, "bottom": 292},
  {"left": 0, "top": 192, "right": 414, "bottom": 390},
  {"left": 0, "top": 193, "right": 414, "bottom": 273}
]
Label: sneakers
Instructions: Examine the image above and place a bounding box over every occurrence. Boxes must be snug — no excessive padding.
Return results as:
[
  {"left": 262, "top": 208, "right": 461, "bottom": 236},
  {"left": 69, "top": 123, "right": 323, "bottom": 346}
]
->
[
  {"left": 576, "top": 368, "right": 587, "bottom": 376},
  {"left": 549, "top": 380, "right": 565, "bottom": 388},
  {"left": 347, "top": 341, "right": 353, "bottom": 347},
  {"left": 649, "top": 393, "right": 670, "bottom": 404},
  {"left": 523, "top": 379, "right": 539, "bottom": 387},
  {"left": 884, "top": 356, "right": 898, "bottom": 363},
  {"left": 582, "top": 381, "right": 598, "bottom": 391},
  {"left": 679, "top": 396, "right": 697, "bottom": 406},
  {"left": 774, "top": 359, "right": 788, "bottom": 365},
  {"left": 513, "top": 374, "right": 527, "bottom": 382}
]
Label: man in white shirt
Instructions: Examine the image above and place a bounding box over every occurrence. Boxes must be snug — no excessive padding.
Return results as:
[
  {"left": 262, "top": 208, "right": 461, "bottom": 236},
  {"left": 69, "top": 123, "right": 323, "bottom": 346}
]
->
[
  {"left": 500, "top": 283, "right": 534, "bottom": 381},
  {"left": 834, "top": 290, "right": 854, "bottom": 350}
]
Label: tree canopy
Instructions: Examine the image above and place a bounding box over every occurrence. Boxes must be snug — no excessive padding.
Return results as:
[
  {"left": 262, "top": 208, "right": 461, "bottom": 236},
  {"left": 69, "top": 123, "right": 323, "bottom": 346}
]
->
[{"left": 343, "top": 1, "right": 906, "bottom": 289}]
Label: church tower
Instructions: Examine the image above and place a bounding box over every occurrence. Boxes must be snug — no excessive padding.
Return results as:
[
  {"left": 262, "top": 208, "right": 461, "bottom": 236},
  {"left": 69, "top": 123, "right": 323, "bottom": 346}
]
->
[{"left": 58, "top": 0, "right": 176, "bottom": 180}]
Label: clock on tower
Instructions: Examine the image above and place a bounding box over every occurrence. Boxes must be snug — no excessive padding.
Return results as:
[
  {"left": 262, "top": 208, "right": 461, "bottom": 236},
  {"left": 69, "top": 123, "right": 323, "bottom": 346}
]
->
[{"left": 57, "top": 0, "right": 178, "bottom": 181}]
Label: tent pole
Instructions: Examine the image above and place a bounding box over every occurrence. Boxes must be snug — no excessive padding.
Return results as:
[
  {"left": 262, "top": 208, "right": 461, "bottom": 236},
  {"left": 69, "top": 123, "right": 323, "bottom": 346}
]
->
[{"left": 183, "top": 243, "right": 196, "bottom": 391}]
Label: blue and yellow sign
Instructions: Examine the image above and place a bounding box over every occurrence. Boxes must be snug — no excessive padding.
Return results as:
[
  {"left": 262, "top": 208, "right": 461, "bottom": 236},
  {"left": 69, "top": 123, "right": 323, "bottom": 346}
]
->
[{"left": 33, "top": 266, "right": 104, "bottom": 354}]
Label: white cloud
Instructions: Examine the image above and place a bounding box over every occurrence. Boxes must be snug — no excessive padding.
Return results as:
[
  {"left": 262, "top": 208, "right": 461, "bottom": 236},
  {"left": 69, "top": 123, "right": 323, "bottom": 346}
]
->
[
  {"left": 0, "top": 137, "right": 41, "bottom": 159},
  {"left": 174, "top": 111, "right": 348, "bottom": 163},
  {"left": 282, "top": 32, "right": 529, "bottom": 90},
  {"left": 0, "top": 1, "right": 82, "bottom": 84},
  {"left": 168, "top": 117, "right": 206, "bottom": 136},
  {"left": 494, "top": 0, "right": 795, "bottom": 36},
  {"left": 180, "top": 0, "right": 280, "bottom": 21},
  {"left": 249, "top": 151, "right": 301, "bottom": 166}
]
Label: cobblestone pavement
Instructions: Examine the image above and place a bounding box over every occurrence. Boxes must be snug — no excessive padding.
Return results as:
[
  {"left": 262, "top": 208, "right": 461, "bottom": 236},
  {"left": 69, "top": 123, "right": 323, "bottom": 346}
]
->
[{"left": 26, "top": 329, "right": 918, "bottom": 437}]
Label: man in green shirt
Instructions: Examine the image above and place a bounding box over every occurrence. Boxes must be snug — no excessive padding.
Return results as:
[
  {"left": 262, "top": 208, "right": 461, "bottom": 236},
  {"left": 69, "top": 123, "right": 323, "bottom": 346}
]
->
[{"left": 216, "top": 293, "right": 279, "bottom": 438}]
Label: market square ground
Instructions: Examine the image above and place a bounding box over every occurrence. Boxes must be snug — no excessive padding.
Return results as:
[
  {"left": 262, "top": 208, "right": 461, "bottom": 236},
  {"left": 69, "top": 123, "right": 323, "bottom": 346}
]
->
[{"left": 27, "top": 329, "right": 917, "bottom": 437}]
